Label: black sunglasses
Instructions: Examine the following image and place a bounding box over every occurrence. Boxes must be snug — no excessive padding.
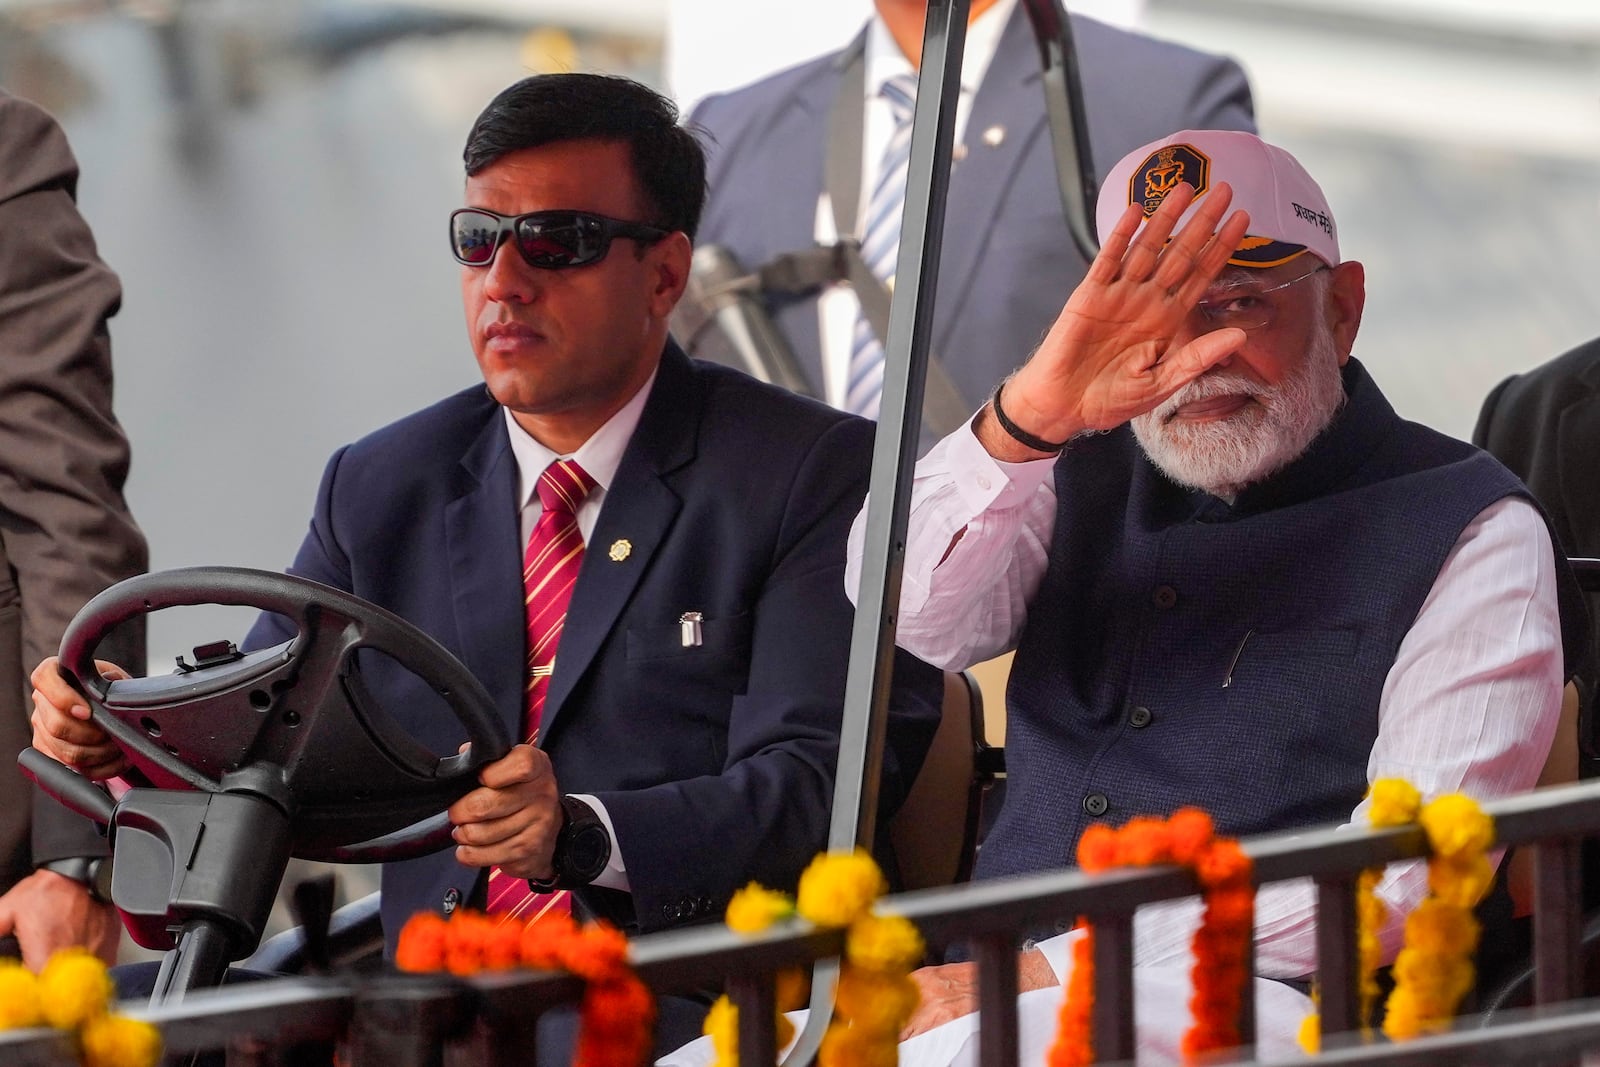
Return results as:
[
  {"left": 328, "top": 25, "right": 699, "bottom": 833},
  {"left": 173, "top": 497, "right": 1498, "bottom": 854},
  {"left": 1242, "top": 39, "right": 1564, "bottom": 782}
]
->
[{"left": 449, "top": 209, "right": 670, "bottom": 269}]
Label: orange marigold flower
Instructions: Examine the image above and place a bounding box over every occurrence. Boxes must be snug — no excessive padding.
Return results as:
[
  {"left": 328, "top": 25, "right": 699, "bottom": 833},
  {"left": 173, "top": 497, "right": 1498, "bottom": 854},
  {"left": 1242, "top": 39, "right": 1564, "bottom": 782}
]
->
[
  {"left": 1115, "top": 817, "right": 1172, "bottom": 867},
  {"left": 796, "top": 850, "right": 886, "bottom": 928},
  {"left": 38, "top": 948, "right": 114, "bottom": 1029},
  {"left": 395, "top": 911, "right": 449, "bottom": 972},
  {"left": 521, "top": 911, "right": 581, "bottom": 969},
  {"left": 1076, "top": 824, "right": 1118, "bottom": 872},
  {"left": 1194, "top": 840, "right": 1251, "bottom": 889},
  {"left": 1166, "top": 808, "right": 1215, "bottom": 866},
  {"left": 482, "top": 922, "right": 524, "bottom": 971},
  {"left": 443, "top": 911, "right": 494, "bottom": 976},
  {"left": 1048, "top": 927, "right": 1095, "bottom": 1067}
]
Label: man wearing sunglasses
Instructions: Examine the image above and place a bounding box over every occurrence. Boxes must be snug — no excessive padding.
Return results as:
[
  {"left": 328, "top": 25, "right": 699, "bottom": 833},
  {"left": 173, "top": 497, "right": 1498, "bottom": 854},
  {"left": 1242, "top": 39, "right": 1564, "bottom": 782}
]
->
[
  {"left": 30, "top": 72, "right": 942, "bottom": 1056},
  {"left": 844, "top": 130, "right": 1587, "bottom": 1052}
]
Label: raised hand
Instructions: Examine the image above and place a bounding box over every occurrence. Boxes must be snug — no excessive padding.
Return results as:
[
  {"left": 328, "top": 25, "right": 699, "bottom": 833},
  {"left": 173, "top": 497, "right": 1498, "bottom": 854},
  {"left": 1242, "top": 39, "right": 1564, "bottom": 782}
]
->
[{"left": 987, "top": 181, "right": 1251, "bottom": 455}]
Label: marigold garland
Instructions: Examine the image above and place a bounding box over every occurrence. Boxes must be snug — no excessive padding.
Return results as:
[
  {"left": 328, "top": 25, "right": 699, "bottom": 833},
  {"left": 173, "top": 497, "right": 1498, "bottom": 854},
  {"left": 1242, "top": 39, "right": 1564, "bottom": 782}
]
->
[
  {"left": 1047, "top": 808, "right": 1255, "bottom": 1067},
  {"left": 0, "top": 951, "right": 160, "bottom": 1067},
  {"left": 395, "top": 908, "right": 655, "bottom": 1067},
  {"left": 706, "top": 851, "right": 922, "bottom": 1067},
  {"left": 1382, "top": 791, "right": 1494, "bottom": 1041},
  {"left": 1298, "top": 779, "right": 1496, "bottom": 1052}
]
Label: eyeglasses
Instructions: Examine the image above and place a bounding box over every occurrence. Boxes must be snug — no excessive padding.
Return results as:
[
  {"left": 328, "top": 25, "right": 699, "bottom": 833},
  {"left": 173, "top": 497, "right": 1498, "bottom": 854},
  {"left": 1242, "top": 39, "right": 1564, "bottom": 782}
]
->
[
  {"left": 448, "top": 209, "right": 669, "bottom": 269},
  {"left": 1193, "top": 263, "right": 1329, "bottom": 332}
]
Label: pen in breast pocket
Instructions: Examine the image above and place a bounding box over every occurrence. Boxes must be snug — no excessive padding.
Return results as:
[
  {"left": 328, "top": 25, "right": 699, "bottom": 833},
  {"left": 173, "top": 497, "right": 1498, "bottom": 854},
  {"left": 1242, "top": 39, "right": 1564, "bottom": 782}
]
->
[{"left": 1221, "top": 629, "right": 1254, "bottom": 689}]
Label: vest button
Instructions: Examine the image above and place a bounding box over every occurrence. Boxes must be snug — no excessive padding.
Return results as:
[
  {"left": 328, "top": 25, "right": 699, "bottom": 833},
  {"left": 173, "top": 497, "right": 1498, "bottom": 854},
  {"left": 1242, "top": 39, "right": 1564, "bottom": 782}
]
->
[
  {"left": 1129, "top": 706, "right": 1153, "bottom": 729},
  {"left": 1152, "top": 585, "right": 1178, "bottom": 609},
  {"left": 441, "top": 887, "right": 461, "bottom": 917},
  {"left": 1082, "top": 793, "right": 1109, "bottom": 817}
]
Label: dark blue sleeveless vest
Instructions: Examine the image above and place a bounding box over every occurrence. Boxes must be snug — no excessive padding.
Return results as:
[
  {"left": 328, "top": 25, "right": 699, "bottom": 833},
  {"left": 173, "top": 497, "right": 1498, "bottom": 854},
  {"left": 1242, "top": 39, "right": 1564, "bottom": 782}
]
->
[{"left": 977, "top": 359, "right": 1552, "bottom": 883}]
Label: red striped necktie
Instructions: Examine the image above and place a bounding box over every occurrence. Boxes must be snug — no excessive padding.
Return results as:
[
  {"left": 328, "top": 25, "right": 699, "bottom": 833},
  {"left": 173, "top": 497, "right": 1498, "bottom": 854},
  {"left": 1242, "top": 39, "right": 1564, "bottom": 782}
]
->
[{"left": 485, "top": 457, "right": 598, "bottom": 922}]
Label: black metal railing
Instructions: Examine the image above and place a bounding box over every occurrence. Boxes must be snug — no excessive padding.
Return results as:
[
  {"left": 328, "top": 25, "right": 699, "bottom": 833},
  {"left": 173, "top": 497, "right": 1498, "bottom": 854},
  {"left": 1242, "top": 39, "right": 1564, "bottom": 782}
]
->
[{"left": 6, "top": 779, "right": 1600, "bottom": 1066}]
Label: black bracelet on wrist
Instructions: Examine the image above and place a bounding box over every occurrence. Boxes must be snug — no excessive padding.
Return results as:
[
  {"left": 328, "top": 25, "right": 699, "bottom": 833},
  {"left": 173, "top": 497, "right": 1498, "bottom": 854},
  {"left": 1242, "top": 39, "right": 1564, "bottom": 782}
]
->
[{"left": 991, "top": 381, "right": 1070, "bottom": 454}]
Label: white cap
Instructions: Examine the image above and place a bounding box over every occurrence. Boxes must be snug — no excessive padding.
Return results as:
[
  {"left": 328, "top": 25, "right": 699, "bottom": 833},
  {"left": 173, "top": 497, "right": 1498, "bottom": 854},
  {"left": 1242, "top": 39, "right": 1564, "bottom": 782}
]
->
[{"left": 1095, "top": 130, "right": 1340, "bottom": 269}]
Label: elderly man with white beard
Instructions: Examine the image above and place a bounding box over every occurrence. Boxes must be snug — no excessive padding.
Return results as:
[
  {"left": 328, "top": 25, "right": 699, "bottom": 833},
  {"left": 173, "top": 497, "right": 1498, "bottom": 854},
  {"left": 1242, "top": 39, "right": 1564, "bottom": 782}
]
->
[{"left": 841, "top": 130, "right": 1588, "bottom": 1055}]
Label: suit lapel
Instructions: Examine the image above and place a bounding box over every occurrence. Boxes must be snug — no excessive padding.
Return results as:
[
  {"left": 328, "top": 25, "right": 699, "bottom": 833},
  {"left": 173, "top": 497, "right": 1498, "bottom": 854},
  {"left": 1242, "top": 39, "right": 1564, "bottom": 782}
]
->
[
  {"left": 537, "top": 345, "right": 698, "bottom": 740},
  {"left": 444, "top": 403, "right": 526, "bottom": 741},
  {"left": 933, "top": 6, "right": 1048, "bottom": 351}
]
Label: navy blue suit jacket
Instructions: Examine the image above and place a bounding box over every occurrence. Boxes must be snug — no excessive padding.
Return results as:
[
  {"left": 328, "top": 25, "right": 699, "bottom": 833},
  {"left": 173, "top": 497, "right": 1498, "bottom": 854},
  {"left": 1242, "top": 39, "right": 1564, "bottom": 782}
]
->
[
  {"left": 247, "top": 344, "right": 941, "bottom": 953},
  {"left": 691, "top": 9, "right": 1255, "bottom": 418}
]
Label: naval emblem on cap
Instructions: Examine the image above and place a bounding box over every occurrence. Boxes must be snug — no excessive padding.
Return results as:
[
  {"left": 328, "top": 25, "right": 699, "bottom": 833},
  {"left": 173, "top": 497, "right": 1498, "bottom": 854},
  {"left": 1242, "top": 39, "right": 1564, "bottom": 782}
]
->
[{"left": 1130, "top": 143, "right": 1210, "bottom": 218}]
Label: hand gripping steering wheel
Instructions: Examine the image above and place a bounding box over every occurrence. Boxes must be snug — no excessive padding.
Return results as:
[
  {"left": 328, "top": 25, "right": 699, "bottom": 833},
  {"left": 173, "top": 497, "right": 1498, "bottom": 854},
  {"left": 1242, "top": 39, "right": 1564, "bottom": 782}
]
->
[{"left": 48, "top": 566, "right": 511, "bottom": 864}]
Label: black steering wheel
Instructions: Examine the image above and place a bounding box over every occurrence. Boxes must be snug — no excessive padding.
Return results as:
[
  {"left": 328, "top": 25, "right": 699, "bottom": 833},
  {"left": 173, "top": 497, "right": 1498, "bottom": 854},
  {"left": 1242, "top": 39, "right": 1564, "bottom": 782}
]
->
[{"left": 53, "top": 566, "right": 511, "bottom": 863}]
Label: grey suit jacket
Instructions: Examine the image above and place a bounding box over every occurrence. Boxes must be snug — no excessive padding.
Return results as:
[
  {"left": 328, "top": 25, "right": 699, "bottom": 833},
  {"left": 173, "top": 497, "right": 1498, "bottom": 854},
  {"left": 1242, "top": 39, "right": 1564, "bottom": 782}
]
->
[
  {"left": 690, "top": 8, "right": 1255, "bottom": 425},
  {"left": 0, "top": 92, "right": 148, "bottom": 888}
]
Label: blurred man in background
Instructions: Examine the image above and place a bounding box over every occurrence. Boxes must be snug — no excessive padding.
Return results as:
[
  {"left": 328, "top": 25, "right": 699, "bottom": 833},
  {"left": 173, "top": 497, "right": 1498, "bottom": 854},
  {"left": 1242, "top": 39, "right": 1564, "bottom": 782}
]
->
[
  {"left": 0, "top": 89, "right": 148, "bottom": 969},
  {"left": 1475, "top": 337, "right": 1600, "bottom": 713},
  {"left": 688, "top": 0, "right": 1254, "bottom": 440}
]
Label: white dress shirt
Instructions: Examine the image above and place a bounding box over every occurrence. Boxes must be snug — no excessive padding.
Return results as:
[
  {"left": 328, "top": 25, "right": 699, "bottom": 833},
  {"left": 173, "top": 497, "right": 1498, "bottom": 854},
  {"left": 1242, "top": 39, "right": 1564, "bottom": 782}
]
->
[
  {"left": 501, "top": 366, "right": 658, "bottom": 892},
  {"left": 813, "top": 0, "right": 1016, "bottom": 408},
  {"left": 846, "top": 416, "right": 1566, "bottom": 980}
]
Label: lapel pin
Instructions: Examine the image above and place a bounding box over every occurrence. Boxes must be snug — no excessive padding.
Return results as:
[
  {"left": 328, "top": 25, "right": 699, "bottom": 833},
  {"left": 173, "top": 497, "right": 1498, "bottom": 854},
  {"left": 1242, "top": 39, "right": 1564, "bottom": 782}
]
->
[
  {"left": 981, "top": 124, "right": 1005, "bottom": 148},
  {"left": 608, "top": 539, "right": 632, "bottom": 562},
  {"left": 679, "top": 611, "right": 703, "bottom": 648}
]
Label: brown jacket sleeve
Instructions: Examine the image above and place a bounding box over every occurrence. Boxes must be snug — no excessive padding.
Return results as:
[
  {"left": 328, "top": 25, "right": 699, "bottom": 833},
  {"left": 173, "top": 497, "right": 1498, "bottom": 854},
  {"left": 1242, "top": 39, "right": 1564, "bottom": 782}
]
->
[{"left": 0, "top": 91, "right": 148, "bottom": 871}]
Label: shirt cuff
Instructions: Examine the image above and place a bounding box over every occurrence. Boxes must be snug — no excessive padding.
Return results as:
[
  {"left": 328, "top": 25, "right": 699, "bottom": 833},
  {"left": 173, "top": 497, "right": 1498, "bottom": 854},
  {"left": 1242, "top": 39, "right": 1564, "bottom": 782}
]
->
[
  {"left": 946, "top": 417, "right": 1058, "bottom": 515},
  {"left": 1030, "top": 928, "right": 1082, "bottom": 984},
  {"left": 570, "top": 793, "right": 629, "bottom": 892}
]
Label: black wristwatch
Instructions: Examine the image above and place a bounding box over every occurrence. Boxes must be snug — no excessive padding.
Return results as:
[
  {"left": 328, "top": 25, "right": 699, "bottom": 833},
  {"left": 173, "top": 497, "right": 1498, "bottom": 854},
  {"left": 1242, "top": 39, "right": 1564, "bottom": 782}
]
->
[
  {"left": 528, "top": 796, "right": 611, "bottom": 892},
  {"left": 39, "top": 856, "right": 114, "bottom": 906}
]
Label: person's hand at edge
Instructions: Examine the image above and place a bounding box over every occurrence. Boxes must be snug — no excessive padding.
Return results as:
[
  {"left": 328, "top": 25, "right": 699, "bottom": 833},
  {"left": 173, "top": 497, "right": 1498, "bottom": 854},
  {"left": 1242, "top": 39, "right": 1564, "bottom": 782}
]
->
[
  {"left": 30, "top": 656, "right": 130, "bottom": 778},
  {"left": 0, "top": 868, "right": 119, "bottom": 971}
]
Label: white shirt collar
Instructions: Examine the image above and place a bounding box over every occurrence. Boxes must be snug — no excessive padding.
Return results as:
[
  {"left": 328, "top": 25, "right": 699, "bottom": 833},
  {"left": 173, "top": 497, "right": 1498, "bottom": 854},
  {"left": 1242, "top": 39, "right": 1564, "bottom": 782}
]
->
[
  {"left": 503, "top": 364, "right": 659, "bottom": 510},
  {"left": 864, "top": 0, "right": 1016, "bottom": 100}
]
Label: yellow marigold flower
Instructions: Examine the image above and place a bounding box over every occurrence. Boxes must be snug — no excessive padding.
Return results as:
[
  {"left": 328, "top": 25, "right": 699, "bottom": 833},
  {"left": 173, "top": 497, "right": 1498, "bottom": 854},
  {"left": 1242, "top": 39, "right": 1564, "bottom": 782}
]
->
[
  {"left": 81, "top": 1013, "right": 163, "bottom": 1067},
  {"left": 818, "top": 1021, "right": 897, "bottom": 1067},
  {"left": 835, "top": 968, "right": 919, "bottom": 1036},
  {"left": 1295, "top": 1013, "right": 1320, "bottom": 1054},
  {"left": 38, "top": 948, "right": 114, "bottom": 1030},
  {"left": 0, "top": 961, "right": 42, "bottom": 1029},
  {"left": 776, "top": 967, "right": 809, "bottom": 1011},
  {"left": 796, "top": 850, "right": 886, "bottom": 928},
  {"left": 845, "top": 913, "right": 925, "bottom": 973},
  {"left": 703, "top": 995, "right": 738, "bottom": 1067},
  {"left": 1381, "top": 985, "right": 1421, "bottom": 1041},
  {"left": 1429, "top": 853, "right": 1496, "bottom": 909},
  {"left": 725, "top": 883, "right": 795, "bottom": 934},
  {"left": 1418, "top": 794, "right": 1494, "bottom": 859},
  {"left": 1367, "top": 779, "right": 1422, "bottom": 827},
  {"left": 1404, "top": 898, "right": 1480, "bottom": 957}
]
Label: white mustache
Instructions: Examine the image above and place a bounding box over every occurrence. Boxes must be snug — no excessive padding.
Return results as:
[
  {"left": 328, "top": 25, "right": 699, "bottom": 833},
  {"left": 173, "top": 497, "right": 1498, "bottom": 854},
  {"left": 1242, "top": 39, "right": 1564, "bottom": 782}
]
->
[{"left": 1157, "top": 372, "right": 1268, "bottom": 422}]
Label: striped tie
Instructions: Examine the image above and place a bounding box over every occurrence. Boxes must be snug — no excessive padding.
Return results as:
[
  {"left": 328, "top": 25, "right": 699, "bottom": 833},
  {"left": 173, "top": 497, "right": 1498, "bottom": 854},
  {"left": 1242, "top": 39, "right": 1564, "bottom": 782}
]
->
[
  {"left": 485, "top": 458, "right": 597, "bottom": 922},
  {"left": 844, "top": 72, "right": 918, "bottom": 420}
]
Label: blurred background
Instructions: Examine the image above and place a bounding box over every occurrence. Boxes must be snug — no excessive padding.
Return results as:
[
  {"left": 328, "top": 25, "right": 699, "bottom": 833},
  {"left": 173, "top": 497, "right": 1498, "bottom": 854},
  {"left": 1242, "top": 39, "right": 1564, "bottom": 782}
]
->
[{"left": 4, "top": 0, "right": 1598, "bottom": 948}]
